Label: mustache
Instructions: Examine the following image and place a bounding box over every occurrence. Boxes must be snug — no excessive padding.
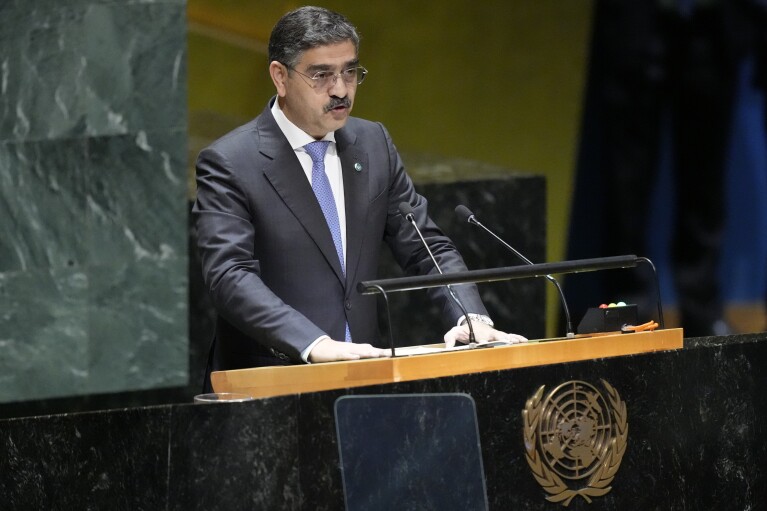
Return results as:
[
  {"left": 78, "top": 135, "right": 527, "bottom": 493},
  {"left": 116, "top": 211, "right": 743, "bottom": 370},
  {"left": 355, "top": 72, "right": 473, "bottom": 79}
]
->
[{"left": 324, "top": 97, "right": 351, "bottom": 112}]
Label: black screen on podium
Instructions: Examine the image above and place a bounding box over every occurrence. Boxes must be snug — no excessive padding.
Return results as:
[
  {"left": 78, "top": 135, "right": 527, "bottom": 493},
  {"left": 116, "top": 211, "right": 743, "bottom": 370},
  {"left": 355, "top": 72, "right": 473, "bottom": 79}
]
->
[{"left": 335, "top": 393, "right": 488, "bottom": 511}]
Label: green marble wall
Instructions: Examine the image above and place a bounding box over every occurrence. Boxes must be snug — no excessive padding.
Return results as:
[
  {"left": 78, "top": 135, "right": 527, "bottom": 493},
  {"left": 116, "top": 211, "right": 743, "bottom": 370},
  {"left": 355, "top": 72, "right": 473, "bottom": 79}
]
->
[{"left": 0, "top": 0, "right": 188, "bottom": 403}]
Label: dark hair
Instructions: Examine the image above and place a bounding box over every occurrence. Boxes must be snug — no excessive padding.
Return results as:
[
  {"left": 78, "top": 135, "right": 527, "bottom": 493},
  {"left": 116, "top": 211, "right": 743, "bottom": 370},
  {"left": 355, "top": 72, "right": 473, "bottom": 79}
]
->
[{"left": 268, "top": 6, "right": 360, "bottom": 68}]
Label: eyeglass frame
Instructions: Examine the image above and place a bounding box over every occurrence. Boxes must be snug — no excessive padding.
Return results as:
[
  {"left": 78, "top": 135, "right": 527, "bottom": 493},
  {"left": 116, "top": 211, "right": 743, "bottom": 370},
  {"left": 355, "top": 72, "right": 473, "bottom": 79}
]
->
[{"left": 282, "top": 63, "right": 368, "bottom": 90}]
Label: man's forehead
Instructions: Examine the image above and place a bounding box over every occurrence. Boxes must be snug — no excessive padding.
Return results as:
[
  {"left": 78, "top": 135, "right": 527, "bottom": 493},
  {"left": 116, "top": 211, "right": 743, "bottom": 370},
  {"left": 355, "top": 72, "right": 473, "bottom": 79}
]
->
[
  {"left": 297, "top": 41, "right": 358, "bottom": 69},
  {"left": 304, "top": 57, "right": 360, "bottom": 72}
]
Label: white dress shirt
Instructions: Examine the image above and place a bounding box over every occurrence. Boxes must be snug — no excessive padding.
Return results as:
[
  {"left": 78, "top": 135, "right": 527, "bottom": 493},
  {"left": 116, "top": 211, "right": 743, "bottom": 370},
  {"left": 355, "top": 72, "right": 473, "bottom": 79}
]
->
[{"left": 271, "top": 100, "right": 347, "bottom": 259}]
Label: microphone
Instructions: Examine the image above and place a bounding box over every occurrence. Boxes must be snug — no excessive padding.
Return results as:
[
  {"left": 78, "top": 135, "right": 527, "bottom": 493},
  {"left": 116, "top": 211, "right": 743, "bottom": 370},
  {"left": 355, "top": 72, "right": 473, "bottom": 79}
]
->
[
  {"left": 399, "top": 202, "right": 477, "bottom": 344},
  {"left": 455, "top": 204, "right": 575, "bottom": 338}
]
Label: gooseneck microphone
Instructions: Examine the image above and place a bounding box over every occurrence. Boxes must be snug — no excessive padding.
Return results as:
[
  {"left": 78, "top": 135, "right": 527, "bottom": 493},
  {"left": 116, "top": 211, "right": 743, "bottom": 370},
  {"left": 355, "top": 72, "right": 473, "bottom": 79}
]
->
[
  {"left": 399, "top": 202, "right": 477, "bottom": 344},
  {"left": 455, "top": 204, "right": 575, "bottom": 338}
]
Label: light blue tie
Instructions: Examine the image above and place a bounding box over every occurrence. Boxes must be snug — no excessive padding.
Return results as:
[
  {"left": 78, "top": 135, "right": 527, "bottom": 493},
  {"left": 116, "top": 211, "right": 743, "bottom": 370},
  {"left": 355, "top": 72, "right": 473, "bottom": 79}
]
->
[{"left": 305, "top": 141, "right": 352, "bottom": 342}]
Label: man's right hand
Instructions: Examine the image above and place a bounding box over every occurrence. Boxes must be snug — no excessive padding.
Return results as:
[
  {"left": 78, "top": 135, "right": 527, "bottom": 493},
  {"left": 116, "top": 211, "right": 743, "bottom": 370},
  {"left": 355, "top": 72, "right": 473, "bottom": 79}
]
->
[{"left": 308, "top": 338, "right": 389, "bottom": 363}]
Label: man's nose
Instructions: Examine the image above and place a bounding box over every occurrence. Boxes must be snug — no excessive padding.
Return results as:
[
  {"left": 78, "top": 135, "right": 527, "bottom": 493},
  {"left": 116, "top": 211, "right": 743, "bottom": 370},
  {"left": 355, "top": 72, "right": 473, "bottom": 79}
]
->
[{"left": 328, "top": 74, "right": 349, "bottom": 96}]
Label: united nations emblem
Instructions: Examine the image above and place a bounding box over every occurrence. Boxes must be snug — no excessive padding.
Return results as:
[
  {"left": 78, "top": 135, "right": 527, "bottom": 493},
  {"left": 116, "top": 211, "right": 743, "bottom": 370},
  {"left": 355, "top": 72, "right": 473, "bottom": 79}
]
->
[{"left": 522, "top": 379, "right": 628, "bottom": 506}]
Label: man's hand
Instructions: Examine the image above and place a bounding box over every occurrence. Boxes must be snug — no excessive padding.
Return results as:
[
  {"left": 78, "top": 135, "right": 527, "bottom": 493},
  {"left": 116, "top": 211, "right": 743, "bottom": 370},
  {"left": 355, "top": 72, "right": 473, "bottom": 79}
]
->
[
  {"left": 443, "top": 322, "right": 528, "bottom": 348},
  {"left": 308, "top": 338, "right": 389, "bottom": 363}
]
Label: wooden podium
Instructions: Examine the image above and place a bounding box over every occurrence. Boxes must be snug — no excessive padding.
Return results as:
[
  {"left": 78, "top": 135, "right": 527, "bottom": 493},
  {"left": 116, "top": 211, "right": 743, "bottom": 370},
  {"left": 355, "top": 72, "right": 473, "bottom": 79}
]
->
[{"left": 211, "top": 328, "right": 684, "bottom": 399}]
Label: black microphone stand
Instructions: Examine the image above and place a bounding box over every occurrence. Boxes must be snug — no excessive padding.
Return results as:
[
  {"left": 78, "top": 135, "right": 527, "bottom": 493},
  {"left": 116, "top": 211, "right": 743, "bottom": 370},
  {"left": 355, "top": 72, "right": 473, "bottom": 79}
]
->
[
  {"left": 369, "top": 284, "right": 397, "bottom": 358},
  {"left": 399, "top": 203, "right": 477, "bottom": 344},
  {"left": 456, "top": 205, "right": 575, "bottom": 338}
]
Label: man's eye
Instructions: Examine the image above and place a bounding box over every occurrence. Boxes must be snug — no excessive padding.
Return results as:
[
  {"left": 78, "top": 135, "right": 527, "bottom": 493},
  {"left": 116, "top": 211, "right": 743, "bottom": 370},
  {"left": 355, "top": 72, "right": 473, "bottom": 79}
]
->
[
  {"left": 341, "top": 68, "right": 356, "bottom": 78},
  {"left": 313, "top": 72, "right": 332, "bottom": 80}
]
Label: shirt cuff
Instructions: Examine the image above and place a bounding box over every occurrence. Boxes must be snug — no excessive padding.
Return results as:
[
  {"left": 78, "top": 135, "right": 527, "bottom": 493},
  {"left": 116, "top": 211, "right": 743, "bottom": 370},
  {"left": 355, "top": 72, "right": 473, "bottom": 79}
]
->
[{"left": 301, "top": 335, "right": 330, "bottom": 363}]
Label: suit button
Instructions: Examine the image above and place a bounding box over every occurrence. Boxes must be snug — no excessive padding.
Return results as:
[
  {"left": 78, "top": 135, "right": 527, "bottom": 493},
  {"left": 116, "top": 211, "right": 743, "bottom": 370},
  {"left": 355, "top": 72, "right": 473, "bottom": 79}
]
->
[{"left": 345, "top": 300, "right": 352, "bottom": 310}]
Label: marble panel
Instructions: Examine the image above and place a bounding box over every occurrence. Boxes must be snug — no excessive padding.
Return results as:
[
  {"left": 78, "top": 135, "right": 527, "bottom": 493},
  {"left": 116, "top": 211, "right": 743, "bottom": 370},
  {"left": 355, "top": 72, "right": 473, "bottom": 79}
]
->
[
  {"left": 430, "top": 336, "right": 767, "bottom": 510},
  {"left": 0, "top": 406, "right": 170, "bottom": 510},
  {"left": 0, "top": 131, "right": 188, "bottom": 402},
  {"left": 296, "top": 389, "right": 348, "bottom": 510},
  {"left": 82, "top": 130, "right": 187, "bottom": 268},
  {"left": 1, "top": 0, "right": 185, "bottom": 12},
  {"left": 87, "top": 256, "right": 188, "bottom": 393},
  {"left": 0, "top": 267, "right": 90, "bottom": 401},
  {"left": 82, "top": 131, "right": 189, "bottom": 393},
  {"left": 168, "top": 398, "right": 301, "bottom": 511},
  {"left": 0, "top": 262, "right": 187, "bottom": 402},
  {"left": 0, "top": 1, "right": 186, "bottom": 142},
  {"left": 0, "top": 0, "right": 188, "bottom": 405},
  {"left": 0, "top": 131, "right": 185, "bottom": 273},
  {"left": 0, "top": 140, "right": 90, "bottom": 273}
]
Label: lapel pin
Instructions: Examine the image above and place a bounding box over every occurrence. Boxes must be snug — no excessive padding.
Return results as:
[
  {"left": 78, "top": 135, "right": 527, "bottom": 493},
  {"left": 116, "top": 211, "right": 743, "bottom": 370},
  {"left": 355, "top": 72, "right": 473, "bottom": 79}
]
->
[{"left": 354, "top": 162, "right": 363, "bottom": 172}]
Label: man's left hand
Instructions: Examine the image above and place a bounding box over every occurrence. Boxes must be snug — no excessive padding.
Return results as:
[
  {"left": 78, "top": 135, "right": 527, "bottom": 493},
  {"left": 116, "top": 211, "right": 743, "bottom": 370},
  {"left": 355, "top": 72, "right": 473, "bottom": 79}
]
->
[{"left": 443, "top": 322, "right": 528, "bottom": 348}]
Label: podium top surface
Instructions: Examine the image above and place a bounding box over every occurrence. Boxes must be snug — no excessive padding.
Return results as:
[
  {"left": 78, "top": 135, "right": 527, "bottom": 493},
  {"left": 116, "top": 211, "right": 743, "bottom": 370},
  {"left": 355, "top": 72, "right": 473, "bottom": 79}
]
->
[{"left": 211, "top": 328, "right": 684, "bottom": 399}]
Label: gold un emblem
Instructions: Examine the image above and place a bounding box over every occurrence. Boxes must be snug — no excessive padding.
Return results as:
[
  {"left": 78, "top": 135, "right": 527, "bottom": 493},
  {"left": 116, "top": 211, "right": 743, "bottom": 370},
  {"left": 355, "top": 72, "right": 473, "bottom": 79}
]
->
[{"left": 522, "top": 380, "right": 628, "bottom": 506}]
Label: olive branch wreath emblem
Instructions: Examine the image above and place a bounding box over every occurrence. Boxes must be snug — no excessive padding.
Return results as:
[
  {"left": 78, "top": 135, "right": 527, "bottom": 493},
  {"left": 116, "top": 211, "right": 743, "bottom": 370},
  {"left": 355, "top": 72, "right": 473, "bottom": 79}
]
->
[{"left": 522, "top": 379, "right": 628, "bottom": 507}]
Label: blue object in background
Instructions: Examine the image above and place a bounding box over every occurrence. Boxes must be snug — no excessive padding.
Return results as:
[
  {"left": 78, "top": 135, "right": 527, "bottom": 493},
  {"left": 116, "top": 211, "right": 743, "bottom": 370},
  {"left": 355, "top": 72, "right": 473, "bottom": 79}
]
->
[{"left": 648, "top": 57, "right": 767, "bottom": 306}]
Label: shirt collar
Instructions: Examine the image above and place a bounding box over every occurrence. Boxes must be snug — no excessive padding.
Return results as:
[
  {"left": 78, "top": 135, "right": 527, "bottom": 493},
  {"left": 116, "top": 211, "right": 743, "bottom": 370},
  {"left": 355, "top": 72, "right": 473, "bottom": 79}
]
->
[{"left": 271, "top": 98, "right": 336, "bottom": 150}]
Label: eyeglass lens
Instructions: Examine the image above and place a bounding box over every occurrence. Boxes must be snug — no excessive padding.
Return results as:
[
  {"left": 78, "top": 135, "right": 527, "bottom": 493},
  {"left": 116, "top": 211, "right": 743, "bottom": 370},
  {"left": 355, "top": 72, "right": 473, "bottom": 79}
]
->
[{"left": 314, "top": 67, "right": 366, "bottom": 88}]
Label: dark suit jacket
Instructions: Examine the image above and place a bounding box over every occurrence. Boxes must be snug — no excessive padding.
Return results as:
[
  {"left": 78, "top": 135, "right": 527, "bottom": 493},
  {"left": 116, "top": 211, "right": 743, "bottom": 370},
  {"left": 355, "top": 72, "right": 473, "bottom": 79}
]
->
[{"left": 193, "top": 99, "right": 487, "bottom": 383}]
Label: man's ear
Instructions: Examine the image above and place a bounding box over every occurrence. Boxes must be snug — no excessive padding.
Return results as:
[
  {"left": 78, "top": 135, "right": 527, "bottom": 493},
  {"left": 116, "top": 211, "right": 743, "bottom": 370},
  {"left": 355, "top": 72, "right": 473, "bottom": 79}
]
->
[{"left": 269, "top": 61, "right": 288, "bottom": 97}]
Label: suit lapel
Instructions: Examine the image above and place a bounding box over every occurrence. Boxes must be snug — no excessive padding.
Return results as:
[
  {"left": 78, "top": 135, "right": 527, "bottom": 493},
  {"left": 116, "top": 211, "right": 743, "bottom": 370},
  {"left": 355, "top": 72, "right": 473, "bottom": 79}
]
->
[
  {"left": 336, "top": 127, "right": 369, "bottom": 290},
  {"left": 257, "top": 106, "right": 345, "bottom": 284}
]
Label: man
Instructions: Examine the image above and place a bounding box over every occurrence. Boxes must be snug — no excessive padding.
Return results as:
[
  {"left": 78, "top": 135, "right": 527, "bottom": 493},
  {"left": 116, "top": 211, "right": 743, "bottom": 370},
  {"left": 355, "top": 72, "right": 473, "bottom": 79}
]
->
[{"left": 194, "top": 6, "right": 526, "bottom": 391}]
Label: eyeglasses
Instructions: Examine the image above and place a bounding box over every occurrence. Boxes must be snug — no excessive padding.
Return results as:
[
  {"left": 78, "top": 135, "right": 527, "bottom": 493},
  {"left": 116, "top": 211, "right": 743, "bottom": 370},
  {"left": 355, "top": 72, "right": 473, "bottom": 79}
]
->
[{"left": 287, "top": 65, "right": 368, "bottom": 90}]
